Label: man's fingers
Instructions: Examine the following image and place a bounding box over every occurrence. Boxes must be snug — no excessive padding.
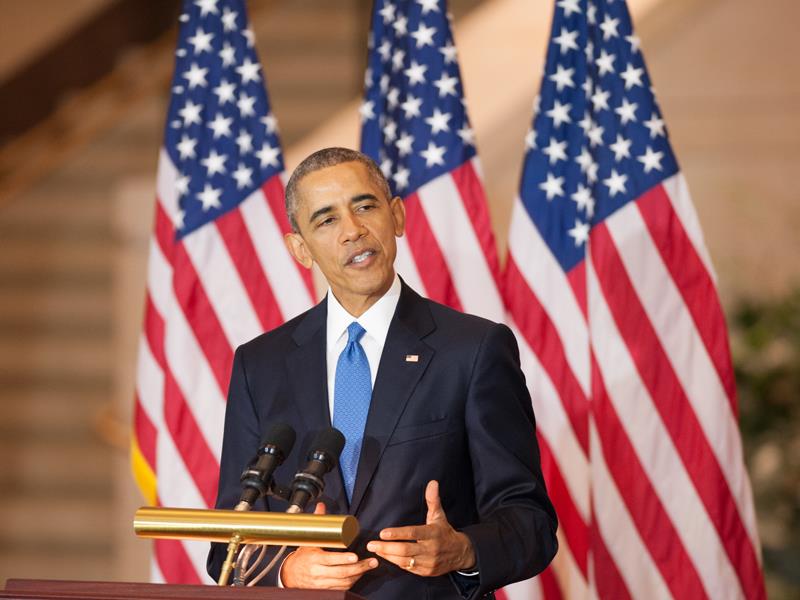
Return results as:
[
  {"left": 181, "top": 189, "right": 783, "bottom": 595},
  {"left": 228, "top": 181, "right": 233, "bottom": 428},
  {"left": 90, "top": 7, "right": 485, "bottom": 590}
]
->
[
  {"left": 378, "top": 525, "right": 431, "bottom": 541},
  {"left": 314, "top": 551, "right": 361, "bottom": 566},
  {"left": 314, "top": 558, "right": 378, "bottom": 579},
  {"left": 313, "top": 501, "right": 327, "bottom": 515},
  {"left": 367, "top": 540, "right": 418, "bottom": 557},
  {"left": 425, "top": 480, "right": 445, "bottom": 523}
]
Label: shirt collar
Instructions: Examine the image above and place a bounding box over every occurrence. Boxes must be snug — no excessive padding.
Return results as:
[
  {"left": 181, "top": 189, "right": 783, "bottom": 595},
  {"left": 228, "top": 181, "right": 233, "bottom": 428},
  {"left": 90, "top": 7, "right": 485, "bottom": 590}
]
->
[{"left": 326, "top": 274, "right": 401, "bottom": 346}]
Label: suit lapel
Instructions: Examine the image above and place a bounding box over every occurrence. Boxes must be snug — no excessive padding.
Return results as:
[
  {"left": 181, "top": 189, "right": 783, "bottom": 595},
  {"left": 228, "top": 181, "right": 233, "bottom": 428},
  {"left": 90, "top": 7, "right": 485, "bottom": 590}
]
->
[
  {"left": 285, "top": 298, "right": 348, "bottom": 509},
  {"left": 349, "top": 283, "right": 435, "bottom": 514}
]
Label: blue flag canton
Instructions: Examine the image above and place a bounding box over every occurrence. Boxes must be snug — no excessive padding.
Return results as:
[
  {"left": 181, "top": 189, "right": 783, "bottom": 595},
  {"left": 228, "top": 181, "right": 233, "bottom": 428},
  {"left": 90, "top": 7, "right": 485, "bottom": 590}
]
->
[
  {"left": 164, "top": 0, "right": 284, "bottom": 239},
  {"left": 520, "top": 0, "right": 679, "bottom": 273},
  {"left": 360, "top": 0, "right": 477, "bottom": 197}
]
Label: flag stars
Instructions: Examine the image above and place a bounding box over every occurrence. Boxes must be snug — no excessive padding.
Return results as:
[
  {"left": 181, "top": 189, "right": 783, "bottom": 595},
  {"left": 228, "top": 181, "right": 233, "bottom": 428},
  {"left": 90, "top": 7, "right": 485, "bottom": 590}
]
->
[
  {"left": 542, "top": 138, "right": 568, "bottom": 165},
  {"left": 404, "top": 61, "right": 428, "bottom": 85},
  {"left": 539, "top": 173, "right": 565, "bottom": 200},
  {"left": 571, "top": 184, "right": 595, "bottom": 218},
  {"left": 175, "top": 173, "right": 190, "bottom": 197},
  {"left": 261, "top": 112, "right": 278, "bottom": 134},
  {"left": 392, "top": 49, "right": 406, "bottom": 71},
  {"left": 525, "top": 128, "right": 537, "bottom": 150},
  {"left": 417, "top": 0, "right": 440, "bottom": 14},
  {"left": 386, "top": 87, "right": 400, "bottom": 110},
  {"left": 378, "top": 39, "right": 392, "bottom": 61},
  {"left": 439, "top": 42, "right": 457, "bottom": 64},
  {"left": 201, "top": 149, "right": 227, "bottom": 176},
  {"left": 208, "top": 113, "right": 233, "bottom": 138},
  {"left": 568, "top": 220, "right": 590, "bottom": 246},
  {"left": 359, "top": 100, "right": 376, "bottom": 121},
  {"left": 195, "top": 0, "right": 219, "bottom": 17},
  {"left": 644, "top": 113, "right": 666, "bottom": 138},
  {"left": 549, "top": 64, "right": 575, "bottom": 91},
  {"left": 410, "top": 23, "right": 436, "bottom": 48},
  {"left": 183, "top": 63, "right": 208, "bottom": 88},
  {"left": 615, "top": 98, "right": 638, "bottom": 124},
  {"left": 425, "top": 108, "right": 452, "bottom": 134},
  {"left": 458, "top": 125, "right": 476, "bottom": 146},
  {"left": 595, "top": 49, "right": 616, "bottom": 76},
  {"left": 187, "top": 27, "right": 214, "bottom": 54},
  {"left": 546, "top": 100, "right": 572, "bottom": 127},
  {"left": 604, "top": 169, "right": 628, "bottom": 197},
  {"left": 401, "top": 95, "right": 423, "bottom": 118},
  {"left": 553, "top": 27, "right": 579, "bottom": 54},
  {"left": 213, "top": 79, "right": 236, "bottom": 104},
  {"left": 393, "top": 167, "right": 411, "bottom": 190},
  {"left": 393, "top": 15, "right": 408, "bottom": 36},
  {"left": 179, "top": 100, "right": 203, "bottom": 126},
  {"left": 379, "top": 2, "right": 396, "bottom": 23},
  {"left": 557, "top": 0, "right": 581, "bottom": 17},
  {"left": 395, "top": 132, "right": 414, "bottom": 156},
  {"left": 219, "top": 42, "right": 235, "bottom": 67},
  {"left": 256, "top": 143, "right": 281, "bottom": 168},
  {"left": 609, "top": 134, "right": 632, "bottom": 161},
  {"left": 221, "top": 7, "right": 238, "bottom": 31},
  {"left": 591, "top": 87, "right": 610, "bottom": 112},
  {"left": 232, "top": 163, "right": 253, "bottom": 189},
  {"left": 197, "top": 184, "right": 223, "bottom": 211},
  {"left": 434, "top": 73, "right": 458, "bottom": 97},
  {"left": 599, "top": 15, "right": 620, "bottom": 40},
  {"left": 176, "top": 135, "right": 197, "bottom": 160},
  {"left": 620, "top": 63, "right": 644, "bottom": 89},
  {"left": 237, "top": 92, "right": 256, "bottom": 117},
  {"left": 420, "top": 141, "right": 446, "bottom": 167},
  {"left": 587, "top": 122, "right": 605, "bottom": 147},
  {"left": 638, "top": 146, "right": 664, "bottom": 173},
  {"left": 236, "top": 58, "right": 261, "bottom": 83},
  {"left": 236, "top": 129, "right": 253, "bottom": 154},
  {"left": 626, "top": 34, "right": 641, "bottom": 53}
]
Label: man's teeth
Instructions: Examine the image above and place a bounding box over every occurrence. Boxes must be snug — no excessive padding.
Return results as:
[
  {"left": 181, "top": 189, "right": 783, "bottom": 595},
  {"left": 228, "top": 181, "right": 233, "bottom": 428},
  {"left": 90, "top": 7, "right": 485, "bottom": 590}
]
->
[{"left": 352, "top": 251, "right": 374, "bottom": 264}]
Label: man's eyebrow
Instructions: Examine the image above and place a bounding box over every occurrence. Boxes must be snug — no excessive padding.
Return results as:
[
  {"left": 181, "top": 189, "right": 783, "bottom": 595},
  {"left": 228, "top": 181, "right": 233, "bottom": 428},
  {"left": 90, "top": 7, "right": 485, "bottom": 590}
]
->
[
  {"left": 307, "top": 194, "right": 381, "bottom": 224},
  {"left": 351, "top": 193, "right": 379, "bottom": 203}
]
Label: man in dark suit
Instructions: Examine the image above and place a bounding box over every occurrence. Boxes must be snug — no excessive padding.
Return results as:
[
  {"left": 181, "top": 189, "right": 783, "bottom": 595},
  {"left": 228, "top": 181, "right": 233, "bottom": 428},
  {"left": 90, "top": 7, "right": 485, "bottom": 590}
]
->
[{"left": 207, "top": 148, "right": 557, "bottom": 599}]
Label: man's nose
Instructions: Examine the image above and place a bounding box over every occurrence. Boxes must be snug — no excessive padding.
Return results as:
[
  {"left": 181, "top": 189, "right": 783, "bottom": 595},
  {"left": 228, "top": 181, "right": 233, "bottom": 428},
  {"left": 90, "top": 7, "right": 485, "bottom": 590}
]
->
[{"left": 340, "top": 212, "right": 367, "bottom": 242}]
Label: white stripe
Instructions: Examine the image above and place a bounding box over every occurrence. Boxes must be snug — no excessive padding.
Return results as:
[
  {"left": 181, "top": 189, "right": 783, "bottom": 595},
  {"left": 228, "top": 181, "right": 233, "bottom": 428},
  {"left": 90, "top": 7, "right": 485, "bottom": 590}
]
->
[
  {"left": 184, "top": 540, "right": 216, "bottom": 584},
  {"left": 150, "top": 556, "right": 165, "bottom": 583},
  {"left": 587, "top": 256, "right": 744, "bottom": 600},
  {"left": 157, "top": 149, "right": 182, "bottom": 223},
  {"left": 182, "top": 222, "right": 263, "bottom": 348},
  {"left": 512, "top": 323, "right": 590, "bottom": 522},
  {"left": 146, "top": 237, "right": 226, "bottom": 460},
  {"left": 239, "top": 185, "right": 315, "bottom": 321},
  {"left": 552, "top": 527, "right": 590, "bottom": 599},
  {"left": 508, "top": 198, "right": 589, "bottom": 394},
  {"left": 589, "top": 419, "right": 672, "bottom": 600},
  {"left": 417, "top": 172, "right": 504, "bottom": 322},
  {"left": 136, "top": 335, "right": 164, "bottom": 432},
  {"left": 503, "top": 576, "right": 543, "bottom": 600},
  {"left": 393, "top": 234, "right": 427, "bottom": 295},
  {"left": 661, "top": 174, "right": 716, "bottom": 282},
  {"left": 609, "top": 202, "right": 759, "bottom": 549}
]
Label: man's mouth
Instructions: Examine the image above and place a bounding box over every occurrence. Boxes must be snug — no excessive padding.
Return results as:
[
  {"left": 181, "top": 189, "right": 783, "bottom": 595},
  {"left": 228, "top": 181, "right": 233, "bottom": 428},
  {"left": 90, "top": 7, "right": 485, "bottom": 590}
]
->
[{"left": 348, "top": 249, "right": 376, "bottom": 265}]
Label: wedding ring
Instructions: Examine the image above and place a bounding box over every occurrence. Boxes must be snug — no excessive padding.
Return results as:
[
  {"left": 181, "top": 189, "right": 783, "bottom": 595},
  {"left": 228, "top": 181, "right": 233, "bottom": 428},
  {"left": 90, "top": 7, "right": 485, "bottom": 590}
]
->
[{"left": 407, "top": 557, "right": 416, "bottom": 570}]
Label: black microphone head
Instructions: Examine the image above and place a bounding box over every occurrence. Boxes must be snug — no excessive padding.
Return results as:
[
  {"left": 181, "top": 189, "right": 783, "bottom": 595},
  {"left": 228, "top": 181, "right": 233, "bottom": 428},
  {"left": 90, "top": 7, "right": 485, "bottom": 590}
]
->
[
  {"left": 310, "top": 427, "right": 345, "bottom": 461},
  {"left": 261, "top": 422, "right": 296, "bottom": 458}
]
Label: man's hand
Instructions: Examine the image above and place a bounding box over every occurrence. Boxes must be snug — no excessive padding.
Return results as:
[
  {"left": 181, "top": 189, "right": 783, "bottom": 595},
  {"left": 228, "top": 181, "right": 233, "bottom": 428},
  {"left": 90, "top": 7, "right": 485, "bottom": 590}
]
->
[
  {"left": 366, "top": 480, "right": 476, "bottom": 577},
  {"left": 281, "top": 502, "right": 378, "bottom": 590}
]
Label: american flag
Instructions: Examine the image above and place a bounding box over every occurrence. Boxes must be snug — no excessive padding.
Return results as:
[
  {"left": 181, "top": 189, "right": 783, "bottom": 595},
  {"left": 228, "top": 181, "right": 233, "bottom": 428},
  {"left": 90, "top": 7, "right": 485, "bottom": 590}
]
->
[
  {"left": 132, "top": 0, "right": 314, "bottom": 583},
  {"left": 503, "top": 0, "right": 765, "bottom": 598},
  {"left": 360, "top": 0, "right": 504, "bottom": 321}
]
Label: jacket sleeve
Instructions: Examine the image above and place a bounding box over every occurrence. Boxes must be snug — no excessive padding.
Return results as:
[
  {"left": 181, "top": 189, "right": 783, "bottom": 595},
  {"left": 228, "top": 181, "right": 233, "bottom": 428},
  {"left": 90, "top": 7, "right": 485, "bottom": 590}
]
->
[
  {"left": 206, "top": 345, "right": 286, "bottom": 586},
  {"left": 458, "top": 323, "right": 559, "bottom": 597}
]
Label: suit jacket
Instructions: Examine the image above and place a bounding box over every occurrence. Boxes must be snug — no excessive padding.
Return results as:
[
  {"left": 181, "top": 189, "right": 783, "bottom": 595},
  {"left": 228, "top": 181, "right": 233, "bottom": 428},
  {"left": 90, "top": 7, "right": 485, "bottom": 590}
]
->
[{"left": 207, "top": 282, "right": 558, "bottom": 599}]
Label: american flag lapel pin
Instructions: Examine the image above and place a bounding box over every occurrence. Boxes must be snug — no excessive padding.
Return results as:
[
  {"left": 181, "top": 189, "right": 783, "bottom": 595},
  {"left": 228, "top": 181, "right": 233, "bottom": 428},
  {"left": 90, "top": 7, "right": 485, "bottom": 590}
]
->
[{"left": 405, "top": 354, "right": 419, "bottom": 363}]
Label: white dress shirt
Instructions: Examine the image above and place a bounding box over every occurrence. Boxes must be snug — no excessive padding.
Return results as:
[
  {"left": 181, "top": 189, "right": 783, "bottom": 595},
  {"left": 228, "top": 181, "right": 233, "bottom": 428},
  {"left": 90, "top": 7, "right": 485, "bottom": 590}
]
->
[{"left": 325, "top": 274, "right": 401, "bottom": 415}]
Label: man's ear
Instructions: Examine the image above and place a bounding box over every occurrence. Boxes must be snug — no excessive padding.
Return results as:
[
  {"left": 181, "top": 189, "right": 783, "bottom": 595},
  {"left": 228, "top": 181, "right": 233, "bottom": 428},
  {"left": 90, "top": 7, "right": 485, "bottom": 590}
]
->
[
  {"left": 284, "top": 232, "right": 314, "bottom": 269},
  {"left": 389, "top": 196, "right": 406, "bottom": 237}
]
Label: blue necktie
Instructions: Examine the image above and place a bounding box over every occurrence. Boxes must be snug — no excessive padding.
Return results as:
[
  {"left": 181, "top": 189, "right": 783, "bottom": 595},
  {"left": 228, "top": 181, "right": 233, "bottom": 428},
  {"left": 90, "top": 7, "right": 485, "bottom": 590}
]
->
[{"left": 333, "top": 322, "right": 372, "bottom": 502}]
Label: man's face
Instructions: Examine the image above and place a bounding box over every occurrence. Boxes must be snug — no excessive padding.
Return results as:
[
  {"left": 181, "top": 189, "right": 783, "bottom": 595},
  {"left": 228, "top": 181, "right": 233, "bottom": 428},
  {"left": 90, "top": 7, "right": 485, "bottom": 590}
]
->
[{"left": 284, "top": 161, "right": 405, "bottom": 316}]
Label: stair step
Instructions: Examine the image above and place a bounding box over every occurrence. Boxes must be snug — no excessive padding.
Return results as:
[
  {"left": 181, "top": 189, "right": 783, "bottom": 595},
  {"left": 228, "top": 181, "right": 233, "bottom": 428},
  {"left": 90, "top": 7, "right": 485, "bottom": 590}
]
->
[
  {"left": 0, "top": 551, "right": 114, "bottom": 582},
  {"left": 0, "top": 286, "right": 110, "bottom": 332},
  {"left": 0, "top": 496, "right": 112, "bottom": 545},
  {"left": 0, "top": 388, "right": 107, "bottom": 434}
]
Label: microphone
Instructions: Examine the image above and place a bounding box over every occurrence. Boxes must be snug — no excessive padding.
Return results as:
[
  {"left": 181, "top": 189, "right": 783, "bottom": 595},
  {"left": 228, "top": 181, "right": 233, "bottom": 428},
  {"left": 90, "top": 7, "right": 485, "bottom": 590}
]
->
[
  {"left": 288, "top": 428, "right": 345, "bottom": 512},
  {"left": 236, "top": 423, "right": 296, "bottom": 511}
]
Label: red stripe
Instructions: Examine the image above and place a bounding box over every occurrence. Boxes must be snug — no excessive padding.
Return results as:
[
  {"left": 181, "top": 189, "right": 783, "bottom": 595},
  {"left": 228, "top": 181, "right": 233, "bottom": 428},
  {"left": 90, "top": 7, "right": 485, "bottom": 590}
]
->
[
  {"left": 144, "top": 293, "right": 219, "bottom": 507},
  {"left": 403, "top": 192, "right": 463, "bottom": 311},
  {"left": 590, "top": 223, "right": 766, "bottom": 599},
  {"left": 539, "top": 565, "right": 563, "bottom": 600},
  {"left": 449, "top": 161, "right": 502, "bottom": 290},
  {"left": 154, "top": 202, "right": 233, "bottom": 394},
  {"left": 566, "top": 262, "right": 587, "bottom": 320},
  {"left": 505, "top": 257, "right": 589, "bottom": 452},
  {"left": 538, "top": 433, "right": 588, "bottom": 576},
  {"left": 215, "top": 207, "right": 284, "bottom": 332},
  {"left": 133, "top": 393, "right": 158, "bottom": 469},
  {"left": 589, "top": 499, "right": 633, "bottom": 600},
  {"left": 637, "top": 185, "right": 738, "bottom": 412},
  {"left": 154, "top": 538, "right": 202, "bottom": 584},
  {"left": 494, "top": 589, "right": 509, "bottom": 600},
  {"left": 590, "top": 352, "right": 706, "bottom": 599},
  {"left": 261, "top": 175, "right": 316, "bottom": 298}
]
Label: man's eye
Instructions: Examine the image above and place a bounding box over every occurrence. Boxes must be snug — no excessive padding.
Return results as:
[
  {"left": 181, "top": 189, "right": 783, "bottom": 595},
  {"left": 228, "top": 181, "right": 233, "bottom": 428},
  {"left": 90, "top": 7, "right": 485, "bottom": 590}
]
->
[
  {"left": 317, "top": 217, "right": 335, "bottom": 227},
  {"left": 356, "top": 203, "right": 376, "bottom": 212}
]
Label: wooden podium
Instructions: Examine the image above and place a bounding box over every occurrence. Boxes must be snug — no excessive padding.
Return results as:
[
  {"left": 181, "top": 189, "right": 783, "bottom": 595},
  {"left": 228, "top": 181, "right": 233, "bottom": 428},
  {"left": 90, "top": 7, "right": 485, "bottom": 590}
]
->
[{"left": 1, "top": 580, "right": 366, "bottom": 600}]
